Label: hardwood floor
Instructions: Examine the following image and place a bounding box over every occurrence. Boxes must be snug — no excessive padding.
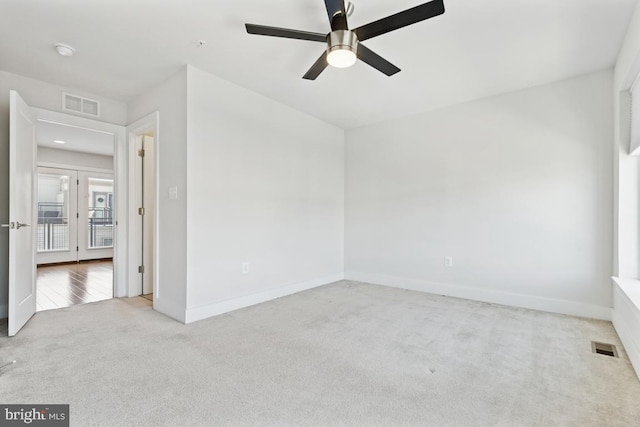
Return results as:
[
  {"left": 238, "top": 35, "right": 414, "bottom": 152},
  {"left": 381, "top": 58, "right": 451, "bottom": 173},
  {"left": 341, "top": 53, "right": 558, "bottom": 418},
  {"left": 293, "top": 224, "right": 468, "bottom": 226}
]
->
[{"left": 37, "top": 260, "right": 113, "bottom": 312}]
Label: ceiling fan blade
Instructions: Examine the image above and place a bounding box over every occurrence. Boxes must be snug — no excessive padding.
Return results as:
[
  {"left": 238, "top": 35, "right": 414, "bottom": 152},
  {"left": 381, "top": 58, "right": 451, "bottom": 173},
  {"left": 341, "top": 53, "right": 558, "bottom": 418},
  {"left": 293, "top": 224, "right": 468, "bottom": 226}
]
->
[
  {"left": 354, "top": 0, "right": 445, "bottom": 42},
  {"left": 357, "top": 44, "right": 401, "bottom": 76},
  {"left": 245, "top": 24, "right": 327, "bottom": 43},
  {"left": 303, "top": 52, "right": 329, "bottom": 80},
  {"left": 324, "top": 0, "right": 348, "bottom": 31}
]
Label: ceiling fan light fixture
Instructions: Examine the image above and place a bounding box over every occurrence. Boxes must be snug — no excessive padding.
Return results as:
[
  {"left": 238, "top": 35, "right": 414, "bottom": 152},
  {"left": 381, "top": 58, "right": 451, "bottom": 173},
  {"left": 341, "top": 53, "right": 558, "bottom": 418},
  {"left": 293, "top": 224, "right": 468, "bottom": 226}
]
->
[
  {"left": 327, "top": 30, "right": 358, "bottom": 68},
  {"left": 245, "top": 0, "right": 445, "bottom": 80},
  {"left": 327, "top": 48, "right": 357, "bottom": 68}
]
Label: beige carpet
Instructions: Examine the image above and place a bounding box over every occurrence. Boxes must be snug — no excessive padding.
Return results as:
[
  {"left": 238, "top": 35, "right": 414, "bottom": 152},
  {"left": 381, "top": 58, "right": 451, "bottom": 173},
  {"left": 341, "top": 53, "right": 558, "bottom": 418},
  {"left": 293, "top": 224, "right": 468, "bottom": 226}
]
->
[{"left": 1, "top": 281, "right": 639, "bottom": 426}]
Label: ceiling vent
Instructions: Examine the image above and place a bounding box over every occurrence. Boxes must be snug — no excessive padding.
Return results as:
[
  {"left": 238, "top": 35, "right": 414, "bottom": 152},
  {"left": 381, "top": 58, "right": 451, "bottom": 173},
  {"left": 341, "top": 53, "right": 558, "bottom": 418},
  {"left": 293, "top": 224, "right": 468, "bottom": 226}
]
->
[
  {"left": 591, "top": 341, "right": 618, "bottom": 358},
  {"left": 62, "top": 92, "right": 100, "bottom": 118}
]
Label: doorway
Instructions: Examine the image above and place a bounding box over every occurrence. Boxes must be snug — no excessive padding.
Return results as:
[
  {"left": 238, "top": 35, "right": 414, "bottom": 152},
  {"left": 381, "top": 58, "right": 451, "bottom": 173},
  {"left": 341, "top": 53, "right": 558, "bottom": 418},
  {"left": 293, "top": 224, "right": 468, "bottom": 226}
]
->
[
  {"left": 127, "top": 112, "right": 158, "bottom": 302},
  {"left": 7, "top": 90, "right": 146, "bottom": 336},
  {"left": 35, "top": 122, "right": 116, "bottom": 312}
]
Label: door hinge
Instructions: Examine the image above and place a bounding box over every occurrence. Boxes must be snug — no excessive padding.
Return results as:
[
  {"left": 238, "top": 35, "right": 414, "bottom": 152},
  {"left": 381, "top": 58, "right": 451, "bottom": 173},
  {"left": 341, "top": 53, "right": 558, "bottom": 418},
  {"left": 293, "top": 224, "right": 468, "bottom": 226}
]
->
[
  {"left": 138, "top": 207, "right": 145, "bottom": 215},
  {"left": 77, "top": 179, "right": 79, "bottom": 185},
  {"left": 138, "top": 149, "right": 145, "bottom": 157},
  {"left": 76, "top": 212, "right": 79, "bottom": 219},
  {"left": 138, "top": 265, "right": 145, "bottom": 274},
  {"left": 76, "top": 246, "right": 79, "bottom": 252}
]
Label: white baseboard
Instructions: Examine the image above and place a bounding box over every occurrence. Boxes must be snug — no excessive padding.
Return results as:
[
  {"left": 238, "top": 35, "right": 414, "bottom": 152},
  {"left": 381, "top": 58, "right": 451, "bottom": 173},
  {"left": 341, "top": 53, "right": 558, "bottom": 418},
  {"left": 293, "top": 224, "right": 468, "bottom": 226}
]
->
[
  {"left": 184, "top": 273, "right": 345, "bottom": 324},
  {"left": 612, "top": 279, "right": 640, "bottom": 381},
  {"left": 0, "top": 303, "right": 6, "bottom": 320},
  {"left": 345, "top": 271, "right": 612, "bottom": 321},
  {"left": 154, "top": 300, "right": 186, "bottom": 324}
]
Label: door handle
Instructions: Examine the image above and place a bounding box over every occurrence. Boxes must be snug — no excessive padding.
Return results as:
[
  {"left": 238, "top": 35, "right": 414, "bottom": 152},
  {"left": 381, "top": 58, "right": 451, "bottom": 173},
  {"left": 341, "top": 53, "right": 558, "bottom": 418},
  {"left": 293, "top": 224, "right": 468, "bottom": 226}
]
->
[{"left": 1, "top": 222, "right": 30, "bottom": 229}]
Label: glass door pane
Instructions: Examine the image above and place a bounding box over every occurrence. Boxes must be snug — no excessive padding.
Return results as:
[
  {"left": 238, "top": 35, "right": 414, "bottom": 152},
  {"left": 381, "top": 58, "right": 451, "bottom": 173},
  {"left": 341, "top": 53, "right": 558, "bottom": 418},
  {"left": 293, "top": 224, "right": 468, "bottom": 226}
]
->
[
  {"left": 37, "top": 172, "right": 70, "bottom": 252},
  {"left": 87, "top": 177, "right": 114, "bottom": 249},
  {"left": 36, "top": 168, "right": 78, "bottom": 264}
]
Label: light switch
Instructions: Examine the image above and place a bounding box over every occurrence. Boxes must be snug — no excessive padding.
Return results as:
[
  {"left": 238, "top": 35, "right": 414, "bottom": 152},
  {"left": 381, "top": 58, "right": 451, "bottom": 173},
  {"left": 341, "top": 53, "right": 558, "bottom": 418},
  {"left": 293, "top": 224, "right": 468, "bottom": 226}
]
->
[{"left": 169, "top": 186, "right": 178, "bottom": 200}]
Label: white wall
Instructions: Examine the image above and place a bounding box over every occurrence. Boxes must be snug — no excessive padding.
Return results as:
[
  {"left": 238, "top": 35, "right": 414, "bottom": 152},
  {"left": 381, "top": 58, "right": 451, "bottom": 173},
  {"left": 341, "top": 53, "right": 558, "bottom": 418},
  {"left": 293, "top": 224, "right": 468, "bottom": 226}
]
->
[
  {"left": 345, "top": 70, "right": 613, "bottom": 320},
  {"left": 184, "top": 66, "right": 344, "bottom": 323},
  {"left": 0, "top": 70, "right": 126, "bottom": 318},
  {"left": 38, "top": 147, "right": 114, "bottom": 171},
  {"left": 127, "top": 68, "right": 188, "bottom": 322}
]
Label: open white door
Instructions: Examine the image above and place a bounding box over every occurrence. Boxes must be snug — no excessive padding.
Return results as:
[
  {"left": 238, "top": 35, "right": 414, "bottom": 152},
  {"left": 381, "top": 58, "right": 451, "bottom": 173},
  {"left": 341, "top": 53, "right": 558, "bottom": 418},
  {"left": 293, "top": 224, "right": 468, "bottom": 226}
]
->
[
  {"left": 6, "top": 91, "right": 37, "bottom": 336},
  {"left": 141, "top": 135, "right": 154, "bottom": 295}
]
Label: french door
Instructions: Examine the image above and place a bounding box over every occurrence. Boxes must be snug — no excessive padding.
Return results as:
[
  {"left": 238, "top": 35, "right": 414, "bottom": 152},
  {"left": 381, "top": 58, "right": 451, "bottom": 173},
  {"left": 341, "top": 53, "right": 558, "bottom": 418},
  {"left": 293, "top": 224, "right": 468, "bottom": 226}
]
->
[
  {"left": 78, "top": 171, "right": 114, "bottom": 260},
  {"left": 37, "top": 167, "right": 114, "bottom": 264}
]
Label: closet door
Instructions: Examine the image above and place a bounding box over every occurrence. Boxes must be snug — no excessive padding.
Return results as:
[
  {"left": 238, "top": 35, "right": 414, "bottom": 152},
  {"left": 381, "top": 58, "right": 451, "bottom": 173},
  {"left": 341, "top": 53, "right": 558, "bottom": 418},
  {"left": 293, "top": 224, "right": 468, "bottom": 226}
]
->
[
  {"left": 77, "top": 171, "right": 114, "bottom": 261},
  {"left": 36, "top": 167, "right": 78, "bottom": 264}
]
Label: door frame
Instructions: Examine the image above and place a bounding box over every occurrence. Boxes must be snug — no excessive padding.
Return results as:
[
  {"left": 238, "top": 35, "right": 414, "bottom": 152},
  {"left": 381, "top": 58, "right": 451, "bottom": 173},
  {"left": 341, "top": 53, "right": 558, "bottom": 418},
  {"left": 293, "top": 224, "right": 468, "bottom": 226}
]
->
[
  {"left": 33, "top": 108, "right": 128, "bottom": 298},
  {"left": 127, "top": 112, "right": 159, "bottom": 299}
]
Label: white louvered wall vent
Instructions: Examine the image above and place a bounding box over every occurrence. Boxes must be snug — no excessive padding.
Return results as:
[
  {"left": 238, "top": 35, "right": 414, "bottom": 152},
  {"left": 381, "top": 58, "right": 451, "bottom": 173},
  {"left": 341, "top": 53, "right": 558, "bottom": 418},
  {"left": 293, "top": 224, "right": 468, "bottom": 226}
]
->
[{"left": 62, "top": 92, "right": 100, "bottom": 117}]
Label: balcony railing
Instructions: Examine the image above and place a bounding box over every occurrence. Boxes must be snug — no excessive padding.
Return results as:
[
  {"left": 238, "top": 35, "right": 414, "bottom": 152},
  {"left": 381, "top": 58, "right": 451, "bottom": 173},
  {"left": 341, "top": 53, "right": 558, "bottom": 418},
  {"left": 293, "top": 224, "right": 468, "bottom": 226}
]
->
[
  {"left": 37, "top": 203, "right": 113, "bottom": 252},
  {"left": 38, "top": 202, "right": 68, "bottom": 251},
  {"left": 88, "top": 207, "right": 113, "bottom": 248}
]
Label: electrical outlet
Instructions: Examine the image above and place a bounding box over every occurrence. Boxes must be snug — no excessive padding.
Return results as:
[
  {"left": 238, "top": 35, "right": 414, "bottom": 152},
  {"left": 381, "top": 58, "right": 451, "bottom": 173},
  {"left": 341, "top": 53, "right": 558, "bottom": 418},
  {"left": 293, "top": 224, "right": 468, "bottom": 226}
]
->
[
  {"left": 242, "top": 262, "right": 249, "bottom": 274},
  {"left": 444, "top": 256, "right": 453, "bottom": 268}
]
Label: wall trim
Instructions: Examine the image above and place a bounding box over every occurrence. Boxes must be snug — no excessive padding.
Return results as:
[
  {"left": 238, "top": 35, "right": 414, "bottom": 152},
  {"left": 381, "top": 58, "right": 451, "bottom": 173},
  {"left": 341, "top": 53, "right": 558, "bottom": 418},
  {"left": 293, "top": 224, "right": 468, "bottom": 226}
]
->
[
  {"left": 345, "top": 271, "right": 612, "bottom": 321},
  {"left": 612, "top": 305, "right": 640, "bottom": 382},
  {"left": 154, "top": 299, "right": 186, "bottom": 324},
  {"left": 184, "top": 273, "right": 345, "bottom": 324},
  {"left": 612, "top": 278, "right": 640, "bottom": 381}
]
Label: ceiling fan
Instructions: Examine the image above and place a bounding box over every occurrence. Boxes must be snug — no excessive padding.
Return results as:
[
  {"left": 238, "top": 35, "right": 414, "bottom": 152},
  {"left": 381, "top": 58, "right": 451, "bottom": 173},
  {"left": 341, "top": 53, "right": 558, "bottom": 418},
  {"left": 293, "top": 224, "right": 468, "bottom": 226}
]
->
[{"left": 245, "top": 0, "right": 445, "bottom": 80}]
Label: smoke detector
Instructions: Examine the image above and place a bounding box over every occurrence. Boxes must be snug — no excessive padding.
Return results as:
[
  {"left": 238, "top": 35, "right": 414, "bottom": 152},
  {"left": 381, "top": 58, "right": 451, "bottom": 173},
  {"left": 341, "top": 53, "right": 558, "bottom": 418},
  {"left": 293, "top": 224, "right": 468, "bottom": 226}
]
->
[{"left": 55, "top": 43, "right": 75, "bottom": 57}]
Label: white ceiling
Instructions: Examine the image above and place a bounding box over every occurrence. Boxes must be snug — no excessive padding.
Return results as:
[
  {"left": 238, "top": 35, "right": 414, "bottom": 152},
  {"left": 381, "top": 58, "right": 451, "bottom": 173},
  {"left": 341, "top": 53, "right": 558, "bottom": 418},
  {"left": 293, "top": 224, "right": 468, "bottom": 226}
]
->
[
  {"left": 37, "top": 121, "right": 114, "bottom": 156},
  {"left": 0, "top": 0, "right": 637, "bottom": 129}
]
